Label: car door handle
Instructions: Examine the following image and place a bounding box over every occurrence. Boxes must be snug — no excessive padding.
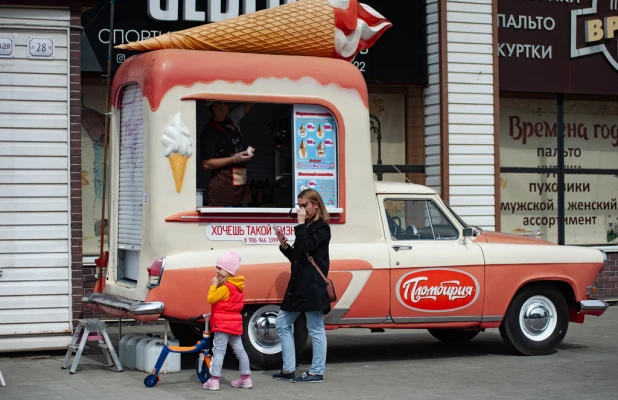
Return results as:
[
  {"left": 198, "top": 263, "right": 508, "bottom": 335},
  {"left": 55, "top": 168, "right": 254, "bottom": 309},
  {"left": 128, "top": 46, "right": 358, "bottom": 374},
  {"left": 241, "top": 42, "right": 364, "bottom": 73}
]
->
[{"left": 392, "top": 245, "right": 412, "bottom": 251}]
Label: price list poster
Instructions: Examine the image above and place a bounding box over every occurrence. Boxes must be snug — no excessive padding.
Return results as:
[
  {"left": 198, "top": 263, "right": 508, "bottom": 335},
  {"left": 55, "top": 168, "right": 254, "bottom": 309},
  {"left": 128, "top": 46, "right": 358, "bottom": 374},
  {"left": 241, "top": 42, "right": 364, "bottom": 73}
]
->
[{"left": 292, "top": 105, "right": 339, "bottom": 207}]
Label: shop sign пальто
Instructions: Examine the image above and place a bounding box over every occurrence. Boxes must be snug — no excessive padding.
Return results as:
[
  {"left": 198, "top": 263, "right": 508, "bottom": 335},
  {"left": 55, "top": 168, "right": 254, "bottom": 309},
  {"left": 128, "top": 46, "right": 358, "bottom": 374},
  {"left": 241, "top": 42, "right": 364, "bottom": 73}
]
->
[
  {"left": 81, "top": 0, "right": 427, "bottom": 84},
  {"left": 498, "top": 0, "right": 618, "bottom": 95},
  {"left": 500, "top": 98, "right": 618, "bottom": 245}
]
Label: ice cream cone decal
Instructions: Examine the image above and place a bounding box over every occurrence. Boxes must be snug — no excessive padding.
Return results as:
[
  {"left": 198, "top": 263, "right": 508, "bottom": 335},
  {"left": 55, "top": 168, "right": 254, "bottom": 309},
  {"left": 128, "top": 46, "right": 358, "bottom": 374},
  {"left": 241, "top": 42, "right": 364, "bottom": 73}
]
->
[
  {"left": 317, "top": 141, "right": 326, "bottom": 158},
  {"left": 300, "top": 139, "right": 307, "bottom": 158},
  {"left": 317, "top": 124, "right": 324, "bottom": 138},
  {"left": 299, "top": 124, "right": 306, "bottom": 137},
  {"left": 116, "top": 0, "right": 392, "bottom": 62},
  {"left": 162, "top": 112, "right": 193, "bottom": 193}
]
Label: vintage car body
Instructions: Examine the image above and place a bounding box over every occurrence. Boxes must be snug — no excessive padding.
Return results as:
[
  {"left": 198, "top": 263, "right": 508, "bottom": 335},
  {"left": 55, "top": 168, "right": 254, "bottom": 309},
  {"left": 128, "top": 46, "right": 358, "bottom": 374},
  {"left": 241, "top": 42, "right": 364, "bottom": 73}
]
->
[{"left": 83, "top": 49, "right": 609, "bottom": 369}]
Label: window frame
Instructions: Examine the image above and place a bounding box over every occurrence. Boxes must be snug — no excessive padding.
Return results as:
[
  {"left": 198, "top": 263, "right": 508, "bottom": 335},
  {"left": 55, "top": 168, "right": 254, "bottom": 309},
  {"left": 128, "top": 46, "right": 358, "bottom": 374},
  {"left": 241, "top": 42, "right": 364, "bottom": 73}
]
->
[
  {"left": 379, "top": 195, "right": 462, "bottom": 242},
  {"left": 499, "top": 93, "right": 618, "bottom": 245},
  {"left": 184, "top": 94, "right": 347, "bottom": 221}
]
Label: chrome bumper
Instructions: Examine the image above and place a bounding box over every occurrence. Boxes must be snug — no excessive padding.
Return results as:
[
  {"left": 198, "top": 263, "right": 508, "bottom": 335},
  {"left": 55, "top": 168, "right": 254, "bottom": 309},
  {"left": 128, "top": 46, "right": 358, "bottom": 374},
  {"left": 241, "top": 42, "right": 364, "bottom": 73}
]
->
[
  {"left": 82, "top": 292, "right": 164, "bottom": 315},
  {"left": 579, "top": 299, "right": 609, "bottom": 311}
]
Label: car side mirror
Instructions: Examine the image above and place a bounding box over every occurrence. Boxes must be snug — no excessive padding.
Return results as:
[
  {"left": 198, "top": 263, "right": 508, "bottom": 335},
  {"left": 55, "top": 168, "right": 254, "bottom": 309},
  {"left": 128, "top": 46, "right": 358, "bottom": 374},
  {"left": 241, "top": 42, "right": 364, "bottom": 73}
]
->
[{"left": 462, "top": 227, "right": 474, "bottom": 237}]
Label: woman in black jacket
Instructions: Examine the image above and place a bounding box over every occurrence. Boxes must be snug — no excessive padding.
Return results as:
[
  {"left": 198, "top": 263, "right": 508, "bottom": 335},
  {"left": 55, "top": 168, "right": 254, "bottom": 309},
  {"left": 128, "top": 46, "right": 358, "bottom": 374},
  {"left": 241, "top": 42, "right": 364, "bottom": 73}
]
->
[{"left": 272, "top": 189, "right": 331, "bottom": 383}]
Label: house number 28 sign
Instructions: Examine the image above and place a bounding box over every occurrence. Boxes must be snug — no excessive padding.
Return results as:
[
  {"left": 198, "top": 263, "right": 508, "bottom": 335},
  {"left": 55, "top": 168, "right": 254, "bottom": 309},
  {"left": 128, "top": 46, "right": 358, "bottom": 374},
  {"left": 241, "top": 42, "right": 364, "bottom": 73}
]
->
[{"left": 28, "top": 37, "right": 54, "bottom": 59}]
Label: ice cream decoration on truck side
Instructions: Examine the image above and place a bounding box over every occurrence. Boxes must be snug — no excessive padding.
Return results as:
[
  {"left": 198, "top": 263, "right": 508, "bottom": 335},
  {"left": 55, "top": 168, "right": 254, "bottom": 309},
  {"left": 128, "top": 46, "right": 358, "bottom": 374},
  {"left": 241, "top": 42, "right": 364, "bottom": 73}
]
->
[
  {"left": 161, "top": 112, "right": 193, "bottom": 193},
  {"left": 115, "top": 0, "right": 392, "bottom": 62}
]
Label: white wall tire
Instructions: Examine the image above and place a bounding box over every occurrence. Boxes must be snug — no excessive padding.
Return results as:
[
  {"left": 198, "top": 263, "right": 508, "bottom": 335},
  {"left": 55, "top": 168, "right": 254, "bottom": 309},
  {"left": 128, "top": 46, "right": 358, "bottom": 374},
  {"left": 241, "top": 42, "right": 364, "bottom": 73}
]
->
[
  {"left": 241, "top": 305, "right": 308, "bottom": 370},
  {"left": 501, "top": 286, "right": 569, "bottom": 356}
]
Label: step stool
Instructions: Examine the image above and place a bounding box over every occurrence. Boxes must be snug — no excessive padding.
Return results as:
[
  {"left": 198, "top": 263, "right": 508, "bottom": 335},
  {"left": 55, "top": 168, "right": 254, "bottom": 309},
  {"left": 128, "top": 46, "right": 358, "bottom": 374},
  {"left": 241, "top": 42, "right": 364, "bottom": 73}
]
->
[{"left": 61, "top": 319, "right": 123, "bottom": 374}]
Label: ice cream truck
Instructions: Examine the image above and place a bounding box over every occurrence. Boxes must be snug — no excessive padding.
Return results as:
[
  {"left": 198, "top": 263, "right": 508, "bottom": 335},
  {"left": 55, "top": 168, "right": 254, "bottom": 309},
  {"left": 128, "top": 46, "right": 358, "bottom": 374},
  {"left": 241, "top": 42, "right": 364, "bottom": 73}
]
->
[{"left": 83, "top": 0, "right": 609, "bottom": 370}]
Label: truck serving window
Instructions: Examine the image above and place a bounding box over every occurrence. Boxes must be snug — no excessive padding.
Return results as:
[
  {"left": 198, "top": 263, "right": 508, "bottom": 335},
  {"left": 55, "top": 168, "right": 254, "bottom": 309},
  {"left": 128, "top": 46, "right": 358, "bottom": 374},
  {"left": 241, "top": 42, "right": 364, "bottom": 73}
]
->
[
  {"left": 196, "top": 101, "right": 340, "bottom": 212},
  {"left": 384, "top": 199, "right": 458, "bottom": 240}
]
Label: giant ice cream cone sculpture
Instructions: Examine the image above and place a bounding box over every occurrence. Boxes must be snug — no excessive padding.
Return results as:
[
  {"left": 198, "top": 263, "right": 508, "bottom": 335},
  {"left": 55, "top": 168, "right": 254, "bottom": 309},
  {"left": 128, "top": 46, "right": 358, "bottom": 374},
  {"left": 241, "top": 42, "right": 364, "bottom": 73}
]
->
[
  {"left": 162, "top": 112, "right": 193, "bottom": 193},
  {"left": 116, "top": 0, "right": 392, "bottom": 61}
]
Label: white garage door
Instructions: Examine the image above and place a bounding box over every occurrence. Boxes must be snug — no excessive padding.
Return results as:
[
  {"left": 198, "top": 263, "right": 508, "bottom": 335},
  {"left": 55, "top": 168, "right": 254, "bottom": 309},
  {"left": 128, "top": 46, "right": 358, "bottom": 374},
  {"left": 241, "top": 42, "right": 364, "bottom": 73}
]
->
[{"left": 0, "top": 7, "right": 72, "bottom": 351}]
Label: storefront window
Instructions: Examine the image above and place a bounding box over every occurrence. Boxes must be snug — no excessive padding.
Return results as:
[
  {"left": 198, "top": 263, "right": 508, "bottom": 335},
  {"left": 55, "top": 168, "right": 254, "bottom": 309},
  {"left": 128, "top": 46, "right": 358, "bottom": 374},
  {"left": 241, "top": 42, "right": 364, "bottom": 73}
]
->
[
  {"left": 81, "top": 80, "right": 109, "bottom": 256},
  {"left": 500, "top": 97, "right": 618, "bottom": 245},
  {"left": 369, "top": 93, "right": 406, "bottom": 182}
]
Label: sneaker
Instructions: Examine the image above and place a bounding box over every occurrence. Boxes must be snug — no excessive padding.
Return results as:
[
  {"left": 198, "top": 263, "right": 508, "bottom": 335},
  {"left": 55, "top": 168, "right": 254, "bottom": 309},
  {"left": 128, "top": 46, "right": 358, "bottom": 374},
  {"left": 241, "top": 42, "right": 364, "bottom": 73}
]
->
[
  {"left": 231, "top": 376, "right": 253, "bottom": 389},
  {"left": 293, "top": 372, "right": 323, "bottom": 383},
  {"left": 203, "top": 378, "right": 220, "bottom": 391},
  {"left": 272, "top": 370, "right": 296, "bottom": 381}
]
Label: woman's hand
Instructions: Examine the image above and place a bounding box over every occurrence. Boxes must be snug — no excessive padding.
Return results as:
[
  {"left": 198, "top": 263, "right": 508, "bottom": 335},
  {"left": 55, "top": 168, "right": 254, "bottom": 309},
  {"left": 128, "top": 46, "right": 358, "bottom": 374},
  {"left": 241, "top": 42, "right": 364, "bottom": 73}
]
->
[
  {"left": 297, "top": 207, "right": 307, "bottom": 224},
  {"left": 276, "top": 231, "right": 288, "bottom": 249},
  {"left": 232, "top": 150, "right": 254, "bottom": 163},
  {"left": 211, "top": 276, "right": 218, "bottom": 286}
]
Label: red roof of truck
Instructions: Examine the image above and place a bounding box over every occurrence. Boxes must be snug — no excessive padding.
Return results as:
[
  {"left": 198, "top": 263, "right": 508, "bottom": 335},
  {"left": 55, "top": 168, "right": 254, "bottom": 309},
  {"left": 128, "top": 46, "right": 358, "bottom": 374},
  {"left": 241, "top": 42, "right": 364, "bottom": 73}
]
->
[{"left": 112, "top": 49, "right": 369, "bottom": 111}]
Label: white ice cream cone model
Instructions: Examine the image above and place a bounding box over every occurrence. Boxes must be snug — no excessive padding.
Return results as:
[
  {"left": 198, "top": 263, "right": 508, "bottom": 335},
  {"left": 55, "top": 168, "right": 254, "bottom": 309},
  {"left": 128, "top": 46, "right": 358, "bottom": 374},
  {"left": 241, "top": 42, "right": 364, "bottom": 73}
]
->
[
  {"left": 116, "top": 0, "right": 392, "bottom": 62},
  {"left": 162, "top": 113, "right": 193, "bottom": 193}
]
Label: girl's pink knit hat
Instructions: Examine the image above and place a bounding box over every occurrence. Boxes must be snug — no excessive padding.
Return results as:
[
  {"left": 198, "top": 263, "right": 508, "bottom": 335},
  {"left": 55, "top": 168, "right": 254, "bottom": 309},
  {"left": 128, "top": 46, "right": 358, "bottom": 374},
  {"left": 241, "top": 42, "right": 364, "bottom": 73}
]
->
[{"left": 217, "top": 252, "right": 241, "bottom": 276}]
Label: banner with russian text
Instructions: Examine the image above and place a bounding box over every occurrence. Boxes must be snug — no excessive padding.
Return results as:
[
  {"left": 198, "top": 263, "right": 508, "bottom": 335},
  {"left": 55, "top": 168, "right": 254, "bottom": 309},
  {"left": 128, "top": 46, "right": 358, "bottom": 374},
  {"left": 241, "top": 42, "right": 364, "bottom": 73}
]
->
[{"left": 500, "top": 98, "right": 618, "bottom": 245}]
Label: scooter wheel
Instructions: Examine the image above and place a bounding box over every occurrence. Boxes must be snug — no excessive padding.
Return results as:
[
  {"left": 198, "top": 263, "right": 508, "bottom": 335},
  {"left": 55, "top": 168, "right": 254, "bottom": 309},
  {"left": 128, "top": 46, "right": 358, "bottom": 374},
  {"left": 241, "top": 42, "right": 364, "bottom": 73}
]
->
[
  {"left": 196, "top": 356, "right": 211, "bottom": 383},
  {"left": 144, "top": 374, "right": 159, "bottom": 387}
]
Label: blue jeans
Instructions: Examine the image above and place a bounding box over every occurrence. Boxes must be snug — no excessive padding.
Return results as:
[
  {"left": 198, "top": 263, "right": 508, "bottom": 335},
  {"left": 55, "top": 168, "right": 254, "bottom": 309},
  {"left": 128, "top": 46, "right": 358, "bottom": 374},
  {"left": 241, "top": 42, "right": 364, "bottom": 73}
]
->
[{"left": 275, "top": 310, "right": 327, "bottom": 375}]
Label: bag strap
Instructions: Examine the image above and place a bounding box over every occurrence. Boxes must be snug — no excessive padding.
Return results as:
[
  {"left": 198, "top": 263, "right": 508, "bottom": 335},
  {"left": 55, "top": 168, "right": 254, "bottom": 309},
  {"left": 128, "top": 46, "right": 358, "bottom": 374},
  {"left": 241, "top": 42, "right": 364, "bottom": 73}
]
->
[{"left": 306, "top": 253, "right": 329, "bottom": 283}]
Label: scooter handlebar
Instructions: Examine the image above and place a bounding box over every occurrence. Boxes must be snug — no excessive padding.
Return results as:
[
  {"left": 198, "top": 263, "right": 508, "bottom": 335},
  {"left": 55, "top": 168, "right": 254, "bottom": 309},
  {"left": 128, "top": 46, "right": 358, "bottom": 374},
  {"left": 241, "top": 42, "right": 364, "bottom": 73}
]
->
[{"left": 188, "top": 313, "right": 212, "bottom": 322}]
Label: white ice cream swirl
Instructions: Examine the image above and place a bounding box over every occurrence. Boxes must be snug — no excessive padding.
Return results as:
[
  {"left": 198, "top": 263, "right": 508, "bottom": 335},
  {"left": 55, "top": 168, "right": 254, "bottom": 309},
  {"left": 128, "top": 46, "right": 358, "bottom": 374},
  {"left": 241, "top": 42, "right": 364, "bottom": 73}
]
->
[
  {"left": 162, "top": 112, "right": 193, "bottom": 157},
  {"left": 329, "top": 0, "right": 392, "bottom": 60}
]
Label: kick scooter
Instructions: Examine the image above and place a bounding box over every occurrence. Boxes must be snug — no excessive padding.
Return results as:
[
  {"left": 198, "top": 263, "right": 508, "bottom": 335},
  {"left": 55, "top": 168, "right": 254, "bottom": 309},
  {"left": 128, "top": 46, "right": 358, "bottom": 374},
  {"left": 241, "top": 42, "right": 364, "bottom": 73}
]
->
[{"left": 144, "top": 314, "right": 212, "bottom": 387}]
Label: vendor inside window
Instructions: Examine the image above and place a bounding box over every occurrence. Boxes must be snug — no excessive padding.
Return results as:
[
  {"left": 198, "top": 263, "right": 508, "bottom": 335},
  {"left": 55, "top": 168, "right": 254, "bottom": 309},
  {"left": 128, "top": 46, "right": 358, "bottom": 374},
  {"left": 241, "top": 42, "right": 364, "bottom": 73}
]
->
[{"left": 196, "top": 100, "right": 296, "bottom": 208}]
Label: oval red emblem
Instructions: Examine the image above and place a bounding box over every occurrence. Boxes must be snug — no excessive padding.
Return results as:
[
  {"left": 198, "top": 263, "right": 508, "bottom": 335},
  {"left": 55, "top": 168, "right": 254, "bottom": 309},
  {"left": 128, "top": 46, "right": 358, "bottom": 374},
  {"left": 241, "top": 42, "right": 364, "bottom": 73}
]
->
[{"left": 395, "top": 268, "right": 479, "bottom": 312}]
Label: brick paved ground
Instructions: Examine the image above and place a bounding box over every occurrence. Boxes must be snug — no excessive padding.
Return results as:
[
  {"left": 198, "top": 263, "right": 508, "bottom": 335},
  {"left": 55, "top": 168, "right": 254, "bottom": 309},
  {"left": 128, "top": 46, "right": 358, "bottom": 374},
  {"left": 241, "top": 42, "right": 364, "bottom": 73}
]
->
[{"left": 1, "top": 306, "right": 617, "bottom": 400}]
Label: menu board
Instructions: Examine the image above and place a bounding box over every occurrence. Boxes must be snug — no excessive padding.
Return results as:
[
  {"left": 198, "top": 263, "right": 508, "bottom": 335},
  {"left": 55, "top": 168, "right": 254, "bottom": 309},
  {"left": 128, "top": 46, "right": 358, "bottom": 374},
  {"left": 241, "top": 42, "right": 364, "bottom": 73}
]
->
[{"left": 292, "top": 105, "right": 338, "bottom": 207}]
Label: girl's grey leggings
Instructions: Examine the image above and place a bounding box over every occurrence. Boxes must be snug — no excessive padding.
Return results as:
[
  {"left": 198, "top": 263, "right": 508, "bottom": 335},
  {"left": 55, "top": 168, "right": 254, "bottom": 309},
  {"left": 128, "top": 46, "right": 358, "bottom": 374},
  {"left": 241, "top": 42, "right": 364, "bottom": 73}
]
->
[{"left": 210, "top": 332, "right": 251, "bottom": 377}]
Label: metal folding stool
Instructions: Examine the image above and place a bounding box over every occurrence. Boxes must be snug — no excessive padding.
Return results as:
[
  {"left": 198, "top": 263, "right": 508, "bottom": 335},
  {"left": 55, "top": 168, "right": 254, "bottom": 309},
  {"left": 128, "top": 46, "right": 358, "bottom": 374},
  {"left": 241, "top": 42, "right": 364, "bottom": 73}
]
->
[{"left": 61, "top": 319, "right": 123, "bottom": 374}]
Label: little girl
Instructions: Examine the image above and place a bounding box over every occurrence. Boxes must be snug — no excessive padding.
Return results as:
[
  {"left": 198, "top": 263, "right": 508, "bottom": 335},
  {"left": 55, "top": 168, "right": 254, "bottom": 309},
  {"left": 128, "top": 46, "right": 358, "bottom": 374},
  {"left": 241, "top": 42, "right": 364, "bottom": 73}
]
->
[{"left": 204, "top": 251, "right": 252, "bottom": 390}]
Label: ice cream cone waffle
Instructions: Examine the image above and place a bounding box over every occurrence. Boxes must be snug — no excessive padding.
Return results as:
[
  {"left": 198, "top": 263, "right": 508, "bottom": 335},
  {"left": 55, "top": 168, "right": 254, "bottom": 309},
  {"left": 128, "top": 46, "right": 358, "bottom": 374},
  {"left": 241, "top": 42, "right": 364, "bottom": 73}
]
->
[
  {"left": 168, "top": 153, "right": 189, "bottom": 193},
  {"left": 116, "top": 0, "right": 392, "bottom": 62}
]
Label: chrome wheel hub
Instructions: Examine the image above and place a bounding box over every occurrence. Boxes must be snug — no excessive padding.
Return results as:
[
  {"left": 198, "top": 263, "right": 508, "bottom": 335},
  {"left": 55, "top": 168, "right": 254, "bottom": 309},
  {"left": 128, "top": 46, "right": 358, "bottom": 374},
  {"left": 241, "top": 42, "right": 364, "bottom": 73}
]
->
[
  {"left": 519, "top": 295, "right": 557, "bottom": 342},
  {"left": 248, "top": 305, "right": 281, "bottom": 355}
]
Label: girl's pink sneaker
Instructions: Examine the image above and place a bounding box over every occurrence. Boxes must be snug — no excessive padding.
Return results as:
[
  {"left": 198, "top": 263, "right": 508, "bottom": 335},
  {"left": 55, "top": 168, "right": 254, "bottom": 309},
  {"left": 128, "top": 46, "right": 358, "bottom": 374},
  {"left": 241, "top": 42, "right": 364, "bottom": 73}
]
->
[
  {"left": 231, "top": 376, "right": 253, "bottom": 389},
  {"left": 203, "top": 378, "right": 220, "bottom": 391}
]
